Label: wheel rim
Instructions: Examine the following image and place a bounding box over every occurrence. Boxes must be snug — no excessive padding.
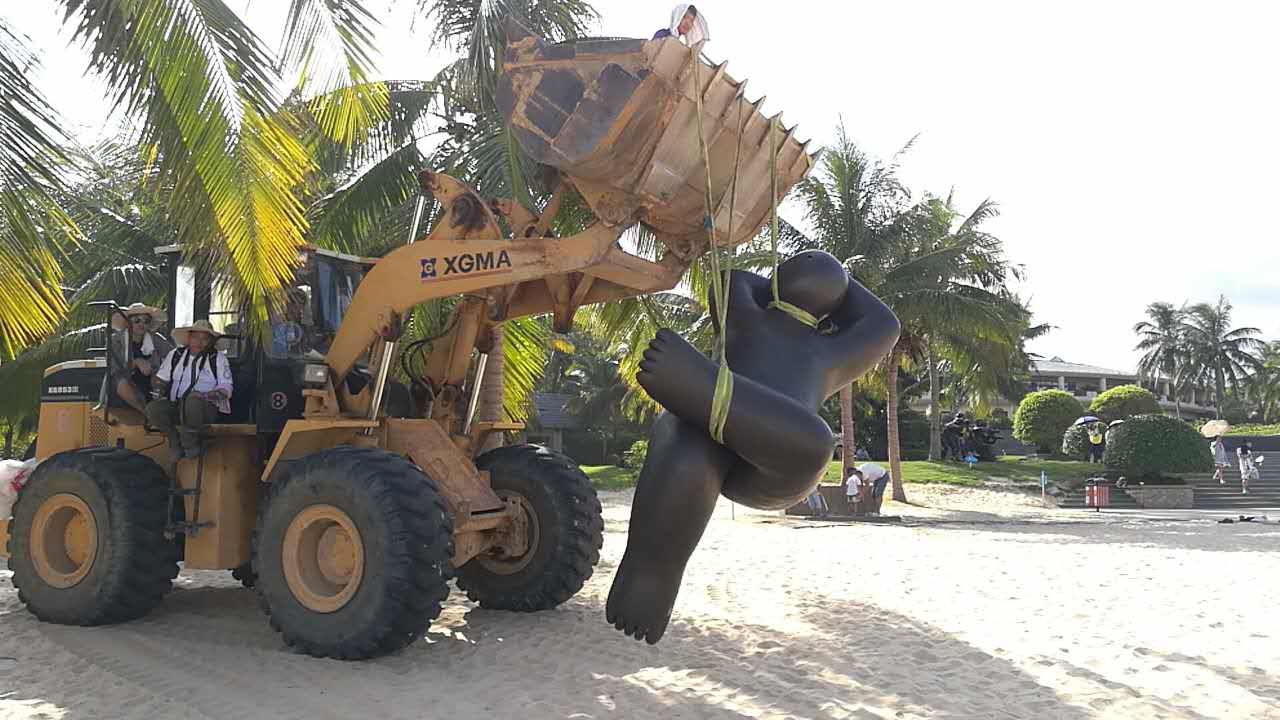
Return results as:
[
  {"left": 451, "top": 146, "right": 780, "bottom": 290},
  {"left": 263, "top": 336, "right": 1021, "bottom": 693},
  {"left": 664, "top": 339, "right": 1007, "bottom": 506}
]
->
[
  {"left": 30, "top": 493, "right": 98, "bottom": 589},
  {"left": 477, "top": 492, "right": 540, "bottom": 575},
  {"left": 282, "top": 505, "right": 365, "bottom": 613}
]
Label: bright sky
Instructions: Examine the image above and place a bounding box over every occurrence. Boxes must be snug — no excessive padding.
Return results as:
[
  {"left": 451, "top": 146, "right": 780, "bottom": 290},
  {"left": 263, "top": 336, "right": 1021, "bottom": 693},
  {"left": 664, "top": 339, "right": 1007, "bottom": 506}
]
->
[{"left": 8, "top": 1, "right": 1280, "bottom": 373}]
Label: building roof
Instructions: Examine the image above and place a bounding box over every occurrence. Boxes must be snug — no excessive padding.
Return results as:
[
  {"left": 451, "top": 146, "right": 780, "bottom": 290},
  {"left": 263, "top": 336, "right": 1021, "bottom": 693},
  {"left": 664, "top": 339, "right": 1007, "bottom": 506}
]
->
[
  {"left": 1031, "top": 357, "right": 1133, "bottom": 378},
  {"left": 530, "top": 392, "right": 581, "bottom": 430}
]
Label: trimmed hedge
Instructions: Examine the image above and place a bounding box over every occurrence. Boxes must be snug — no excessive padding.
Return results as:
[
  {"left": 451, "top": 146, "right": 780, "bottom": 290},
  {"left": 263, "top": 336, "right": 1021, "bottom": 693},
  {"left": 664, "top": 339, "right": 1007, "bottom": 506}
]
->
[
  {"left": 1089, "top": 385, "right": 1161, "bottom": 423},
  {"left": 1061, "top": 423, "right": 1092, "bottom": 460},
  {"left": 1103, "top": 413, "right": 1213, "bottom": 479},
  {"left": 1014, "top": 390, "right": 1084, "bottom": 453},
  {"left": 621, "top": 439, "right": 648, "bottom": 469}
]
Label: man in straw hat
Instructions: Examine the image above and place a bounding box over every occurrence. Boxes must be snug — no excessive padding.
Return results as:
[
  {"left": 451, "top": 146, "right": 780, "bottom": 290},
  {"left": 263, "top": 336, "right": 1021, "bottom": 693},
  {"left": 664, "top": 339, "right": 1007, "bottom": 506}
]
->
[
  {"left": 145, "top": 319, "right": 233, "bottom": 459},
  {"left": 101, "top": 302, "right": 174, "bottom": 414}
]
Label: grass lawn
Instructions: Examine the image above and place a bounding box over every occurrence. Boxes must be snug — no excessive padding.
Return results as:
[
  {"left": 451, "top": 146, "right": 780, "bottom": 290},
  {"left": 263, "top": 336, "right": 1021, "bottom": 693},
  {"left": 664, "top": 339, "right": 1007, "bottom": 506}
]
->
[
  {"left": 825, "top": 456, "right": 1098, "bottom": 487},
  {"left": 584, "top": 456, "right": 1099, "bottom": 491},
  {"left": 583, "top": 465, "right": 640, "bottom": 491}
]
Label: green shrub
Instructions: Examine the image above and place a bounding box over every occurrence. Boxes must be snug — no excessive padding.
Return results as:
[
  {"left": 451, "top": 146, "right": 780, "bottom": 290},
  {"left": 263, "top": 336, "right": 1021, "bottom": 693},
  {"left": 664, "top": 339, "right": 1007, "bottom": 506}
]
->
[
  {"left": 1088, "top": 385, "right": 1160, "bottom": 423},
  {"left": 1013, "top": 390, "right": 1084, "bottom": 453},
  {"left": 1103, "top": 413, "right": 1213, "bottom": 479},
  {"left": 621, "top": 439, "right": 648, "bottom": 469},
  {"left": 1061, "top": 423, "right": 1092, "bottom": 460}
]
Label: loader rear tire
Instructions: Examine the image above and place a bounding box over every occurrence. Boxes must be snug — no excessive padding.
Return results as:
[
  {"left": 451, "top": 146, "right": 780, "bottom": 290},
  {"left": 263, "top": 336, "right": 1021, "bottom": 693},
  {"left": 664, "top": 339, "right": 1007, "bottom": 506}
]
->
[
  {"left": 6, "top": 448, "right": 179, "bottom": 625},
  {"left": 252, "top": 446, "right": 453, "bottom": 660},
  {"left": 456, "top": 444, "right": 603, "bottom": 611}
]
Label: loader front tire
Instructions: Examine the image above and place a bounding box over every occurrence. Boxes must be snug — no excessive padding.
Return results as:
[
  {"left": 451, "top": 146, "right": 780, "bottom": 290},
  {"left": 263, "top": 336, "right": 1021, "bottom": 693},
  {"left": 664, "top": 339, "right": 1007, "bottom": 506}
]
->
[
  {"left": 456, "top": 444, "right": 603, "bottom": 611},
  {"left": 252, "top": 447, "right": 453, "bottom": 660},
  {"left": 6, "top": 448, "right": 179, "bottom": 625}
]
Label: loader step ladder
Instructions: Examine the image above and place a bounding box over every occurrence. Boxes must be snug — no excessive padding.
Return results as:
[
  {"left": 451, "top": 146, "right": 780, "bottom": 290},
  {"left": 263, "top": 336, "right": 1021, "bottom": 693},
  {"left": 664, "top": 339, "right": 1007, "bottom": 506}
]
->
[{"left": 164, "top": 425, "right": 216, "bottom": 540}]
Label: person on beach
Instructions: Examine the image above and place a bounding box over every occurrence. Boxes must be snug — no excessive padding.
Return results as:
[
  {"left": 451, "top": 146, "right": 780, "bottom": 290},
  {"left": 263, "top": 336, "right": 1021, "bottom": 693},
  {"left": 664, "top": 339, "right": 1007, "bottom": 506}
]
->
[
  {"left": 856, "top": 462, "right": 889, "bottom": 515},
  {"left": 1087, "top": 421, "right": 1106, "bottom": 463},
  {"left": 653, "top": 4, "right": 708, "bottom": 45},
  {"left": 1237, "top": 441, "right": 1260, "bottom": 495},
  {"left": 1211, "top": 435, "right": 1229, "bottom": 485},
  {"left": 102, "top": 302, "right": 173, "bottom": 413},
  {"left": 844, "top": 465, "right": 864, "bottom": 514},
  {"left": 942, "top": 413, "right": 966, "bottom": 460},
  {"left": 146, "top": 320, "right": 234, "bottom": 459}
]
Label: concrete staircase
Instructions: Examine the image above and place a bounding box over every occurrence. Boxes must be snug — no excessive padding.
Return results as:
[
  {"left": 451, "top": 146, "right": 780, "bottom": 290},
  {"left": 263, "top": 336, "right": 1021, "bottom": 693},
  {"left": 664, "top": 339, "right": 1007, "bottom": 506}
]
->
[
  {"left": 1058, "top": 454, "right": 1280, "bottom": 511},
  {"left": 1056, "top": 480, "right": 1141, "bottom": 510},
  {"left": 1186, "top": 457, "right": 1280, "bottom": 509}
]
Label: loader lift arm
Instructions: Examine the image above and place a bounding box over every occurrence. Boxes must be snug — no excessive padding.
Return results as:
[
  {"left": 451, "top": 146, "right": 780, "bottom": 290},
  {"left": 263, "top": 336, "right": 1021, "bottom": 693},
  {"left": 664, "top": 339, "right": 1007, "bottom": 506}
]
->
[{"left": 323, "top": 171, "right": 690, "bottom": 425}]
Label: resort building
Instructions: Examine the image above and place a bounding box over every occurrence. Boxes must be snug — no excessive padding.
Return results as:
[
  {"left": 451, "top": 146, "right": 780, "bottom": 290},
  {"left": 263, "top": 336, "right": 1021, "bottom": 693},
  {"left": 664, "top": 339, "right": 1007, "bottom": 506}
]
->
[{"left": 912, "top": 357, "right": 1220, "bottom": 419}]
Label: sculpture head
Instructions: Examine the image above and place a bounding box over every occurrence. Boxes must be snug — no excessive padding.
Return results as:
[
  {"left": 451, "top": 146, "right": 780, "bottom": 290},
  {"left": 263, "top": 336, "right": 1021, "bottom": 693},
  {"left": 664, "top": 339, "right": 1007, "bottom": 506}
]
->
[{"left": 773, "top": 250, "right": 848, "bottom": 320}]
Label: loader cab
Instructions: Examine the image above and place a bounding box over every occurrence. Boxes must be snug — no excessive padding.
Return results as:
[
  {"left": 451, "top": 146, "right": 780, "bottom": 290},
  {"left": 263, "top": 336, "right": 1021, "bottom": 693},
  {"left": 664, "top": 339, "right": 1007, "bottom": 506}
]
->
[{"left": 155, "top": 245, "right": 376, "bottom": 438}]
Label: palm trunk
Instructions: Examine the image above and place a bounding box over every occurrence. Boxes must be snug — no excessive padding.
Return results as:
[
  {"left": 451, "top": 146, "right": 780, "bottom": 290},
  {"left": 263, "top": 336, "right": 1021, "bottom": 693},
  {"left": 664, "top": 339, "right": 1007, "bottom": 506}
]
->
[
  {"left": 927, "top": 342, "right": 941, "bottom": 460},
  {"left": 839, "top": 383, "right": 855, "bottom": 494},
  {"left": 1215, "top": 360, "right": 1225, "bottom": 419},
  {"left": 3, "top": 427, "right": 11, "bottom": 460},
  {"left": 477, "top": 325, "right": 506, "bottom": 454},
  {"left": 886, "top": 348, "right": 907, "bottom": 503}
]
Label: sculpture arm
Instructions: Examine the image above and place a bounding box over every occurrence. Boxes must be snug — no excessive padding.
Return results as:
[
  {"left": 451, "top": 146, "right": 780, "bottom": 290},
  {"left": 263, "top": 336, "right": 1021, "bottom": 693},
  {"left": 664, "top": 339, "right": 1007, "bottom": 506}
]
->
[
  {"left": 824, "top": 276, "right": 901, "bottom": 387},
  {"left": 708, "top": 270, "right": 766, "bottom": 335}
]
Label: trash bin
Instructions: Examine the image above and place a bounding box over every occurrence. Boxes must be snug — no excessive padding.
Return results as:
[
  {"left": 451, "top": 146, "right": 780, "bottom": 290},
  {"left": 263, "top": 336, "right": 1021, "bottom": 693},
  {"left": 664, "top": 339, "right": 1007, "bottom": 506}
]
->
[{"left": 1085, "top": 479, "right": 1110, "bottom": 511}]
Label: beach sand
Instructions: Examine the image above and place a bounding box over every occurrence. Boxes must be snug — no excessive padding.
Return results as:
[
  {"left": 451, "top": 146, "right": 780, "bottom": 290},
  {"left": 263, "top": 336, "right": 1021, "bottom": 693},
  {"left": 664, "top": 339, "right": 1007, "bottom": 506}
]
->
[{"left": 2, "top": 486, "right": 1278, "bottom": 719}]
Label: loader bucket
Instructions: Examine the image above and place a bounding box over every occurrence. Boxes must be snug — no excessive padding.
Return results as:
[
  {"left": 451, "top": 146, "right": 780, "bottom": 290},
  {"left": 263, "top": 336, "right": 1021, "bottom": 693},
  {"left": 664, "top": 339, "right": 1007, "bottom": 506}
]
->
[{"left": 499, "top": 20, "right": 816, "bottom": 254}]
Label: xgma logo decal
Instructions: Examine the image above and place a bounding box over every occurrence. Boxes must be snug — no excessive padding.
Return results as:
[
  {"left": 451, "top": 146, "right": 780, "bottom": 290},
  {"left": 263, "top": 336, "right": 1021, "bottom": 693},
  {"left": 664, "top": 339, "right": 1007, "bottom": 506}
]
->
[{"left": 421, "top": 249, "right": 513, "bottom": 280}]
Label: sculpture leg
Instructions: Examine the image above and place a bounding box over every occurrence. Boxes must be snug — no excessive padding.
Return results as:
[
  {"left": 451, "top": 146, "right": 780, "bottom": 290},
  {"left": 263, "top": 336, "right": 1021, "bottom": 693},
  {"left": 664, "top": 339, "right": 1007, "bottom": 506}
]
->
[
  {"left": 637, "top": 329, "right": 835, "bottom": 500},
  {"left": 606, "top": 411, "right": 734, "bottom": 644}
]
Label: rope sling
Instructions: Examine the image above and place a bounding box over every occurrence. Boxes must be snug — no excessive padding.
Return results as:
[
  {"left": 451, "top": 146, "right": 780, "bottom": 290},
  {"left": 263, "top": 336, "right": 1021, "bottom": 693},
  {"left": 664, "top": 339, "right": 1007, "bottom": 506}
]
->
[{"left": 688, "top": 47, "right": 820, "bottom": 443}]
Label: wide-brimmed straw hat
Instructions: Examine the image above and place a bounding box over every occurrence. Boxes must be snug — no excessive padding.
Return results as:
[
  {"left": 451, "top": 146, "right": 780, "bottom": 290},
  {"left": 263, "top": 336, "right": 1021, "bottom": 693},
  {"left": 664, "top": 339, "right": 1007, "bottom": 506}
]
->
[
  {"left": 121, "top": 302, "right": 167, "bottom": 330},
  {"left": 172, "top": 319, "right": 223, "bottom": 346}
]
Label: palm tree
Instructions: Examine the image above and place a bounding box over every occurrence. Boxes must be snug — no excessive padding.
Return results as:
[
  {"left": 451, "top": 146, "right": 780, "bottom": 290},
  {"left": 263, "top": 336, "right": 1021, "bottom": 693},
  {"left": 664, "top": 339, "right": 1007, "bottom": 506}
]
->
[
  {"left": 1182, "top": 296, "right": 1265, "bottom": 418},
  {"left": 0, "top": 0, "right": 408, "bottom": 362},
  {"left": 1252, "top": 341, "right": 1280, "bottom": 424},
  {"left": 415, "top": 0, "right": 599, "bottom": 439},
  {"left": 0, "top": 17, "right": 77, "bottom": 357},
  {"left": 904, "top": 193, "right": 1025, "bottom": 461},
  {"left": 1133, "top": 301, "right": 1189, "bottom": 418},
  {"left": 793, "top": 122, "right": 912, "bottom": 490},
  {"left": 794, "top": 134, "right": 1024, "bottom": 502}
]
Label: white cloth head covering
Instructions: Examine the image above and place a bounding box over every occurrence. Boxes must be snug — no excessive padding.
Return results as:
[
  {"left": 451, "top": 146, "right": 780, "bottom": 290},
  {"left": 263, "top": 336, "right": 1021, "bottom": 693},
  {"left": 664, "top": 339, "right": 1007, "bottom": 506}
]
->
[{"left": 669, "top": 4, "right": 710, "bottom": 45}]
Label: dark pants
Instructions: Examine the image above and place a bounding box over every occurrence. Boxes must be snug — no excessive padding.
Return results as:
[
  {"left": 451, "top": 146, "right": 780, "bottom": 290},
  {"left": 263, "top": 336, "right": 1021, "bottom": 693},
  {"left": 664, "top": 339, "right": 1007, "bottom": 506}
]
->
[
  {"left": 942, "top": 432, "right": 961, "bottom": 459},
  {"left": 1089, "top": 444, "right": 1104, "bottom": 462},
  {"left": 146, "top": 396, "right": 217, "bottom": 455}
]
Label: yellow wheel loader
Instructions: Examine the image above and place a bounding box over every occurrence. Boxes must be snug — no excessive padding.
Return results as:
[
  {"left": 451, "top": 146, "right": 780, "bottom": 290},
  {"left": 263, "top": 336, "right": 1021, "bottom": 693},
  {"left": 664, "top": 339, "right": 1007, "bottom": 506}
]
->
[{"left": 0, "top": 24, "right": 814, "bottom": 660}]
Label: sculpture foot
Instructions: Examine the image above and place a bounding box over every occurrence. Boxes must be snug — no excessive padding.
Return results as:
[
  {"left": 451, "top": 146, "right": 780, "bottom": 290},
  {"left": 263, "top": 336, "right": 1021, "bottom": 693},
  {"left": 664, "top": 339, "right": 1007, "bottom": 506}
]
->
[
  {"left": 605, "top": 550, "right": 686, "bottom": 645},
  {"left": 637, "top": 329, "right": 717, "bottom": 426}
]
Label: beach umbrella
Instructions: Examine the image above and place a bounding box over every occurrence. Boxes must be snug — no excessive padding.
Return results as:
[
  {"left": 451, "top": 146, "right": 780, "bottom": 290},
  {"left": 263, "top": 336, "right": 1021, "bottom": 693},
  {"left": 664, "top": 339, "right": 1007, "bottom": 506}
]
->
[
  {"left": 1109, "top": 419, "right": 1125, "bottom": 428},
  {"left": 1200, "top": 419, "right": 1230, "bottom": 438},
  {"left": 1073, "top": 415, "right": 1102, "bottom": 426}
]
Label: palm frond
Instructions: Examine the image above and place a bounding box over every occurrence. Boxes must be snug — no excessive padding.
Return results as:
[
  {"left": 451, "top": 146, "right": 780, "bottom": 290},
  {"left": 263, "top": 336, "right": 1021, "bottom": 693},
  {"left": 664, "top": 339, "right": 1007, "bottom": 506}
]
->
[
  {"left": 62, "top": 0, "right": 314, "bottom": 333},
  {"left": 0, "top": 18, "right": 77, "bottom": 357},
  {"left": 281, "top": 0, "right": 389, "bottom": 147},
  {"left": 499, "top": 316, "right": 549, "bottom": 421}
]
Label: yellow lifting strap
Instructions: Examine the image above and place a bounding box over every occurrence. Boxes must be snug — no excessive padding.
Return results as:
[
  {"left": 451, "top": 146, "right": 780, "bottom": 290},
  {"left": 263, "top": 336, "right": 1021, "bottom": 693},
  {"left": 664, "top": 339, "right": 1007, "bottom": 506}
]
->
[
  {"left": 765, "top": 116, "right": 821, "bottom": 330},
  {"left": 690, "top": 49, "right": 735, "bottom": 443},
  {"left": 689, "top": 48, "right": 818, "bottom": 444}
]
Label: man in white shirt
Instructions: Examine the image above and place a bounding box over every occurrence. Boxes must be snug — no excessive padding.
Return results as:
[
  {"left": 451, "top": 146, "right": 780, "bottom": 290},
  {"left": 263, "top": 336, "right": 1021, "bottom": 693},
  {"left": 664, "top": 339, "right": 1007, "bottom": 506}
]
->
[
  {"left": 846, "top": 462, "right": 889, "bottom": 515},
  {"left": 145, "top": 320, "right": 234, "bottom": 459}
]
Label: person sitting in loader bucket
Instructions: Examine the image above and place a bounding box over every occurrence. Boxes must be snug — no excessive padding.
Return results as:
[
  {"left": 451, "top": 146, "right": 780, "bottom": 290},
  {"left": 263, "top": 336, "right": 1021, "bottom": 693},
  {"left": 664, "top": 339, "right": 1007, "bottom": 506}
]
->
[
  {"left": 145, "top": 319, "right": 233, "bottom": 459},
  {"left": 653, "top": 4, "right": 708, "bottom": 45}
]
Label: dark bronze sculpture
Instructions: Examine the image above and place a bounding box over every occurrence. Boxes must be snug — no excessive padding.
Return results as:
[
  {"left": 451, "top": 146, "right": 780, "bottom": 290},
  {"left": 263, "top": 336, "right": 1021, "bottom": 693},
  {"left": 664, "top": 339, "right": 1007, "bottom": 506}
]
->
[{"left": 606, "top": 250, "right": 901, "bottom": 643}]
